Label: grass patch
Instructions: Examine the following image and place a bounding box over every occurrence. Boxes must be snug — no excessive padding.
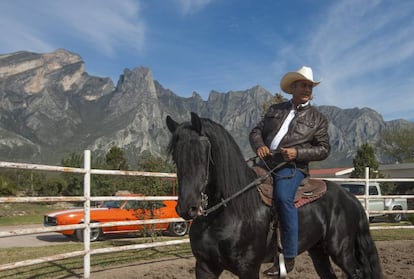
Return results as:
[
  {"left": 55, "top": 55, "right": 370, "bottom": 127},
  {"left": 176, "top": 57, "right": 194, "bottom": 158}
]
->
[
  {"left": 0, "top": 203, "right": 74, "bottom": 226},
  {"left": 371, "top": 229, "right": 414, "bottom": 241},
  {"left": 0, "top": 237, "right": 192, "bottom": 279},
  {"left": 1, "top": 204, "right": 413, "bottom": 278},
  {"left": 369, "top": 221, "right": 414, "bottom": 240}
]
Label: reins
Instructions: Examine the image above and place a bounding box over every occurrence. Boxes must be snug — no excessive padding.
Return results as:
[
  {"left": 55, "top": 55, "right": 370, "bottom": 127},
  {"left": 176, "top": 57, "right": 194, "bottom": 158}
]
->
[
  {"left": 197, "top": 135, "right": 293, "bottom": 217},
  {"left": 202, "top": 160, "right": 287, "bottom": 216}
]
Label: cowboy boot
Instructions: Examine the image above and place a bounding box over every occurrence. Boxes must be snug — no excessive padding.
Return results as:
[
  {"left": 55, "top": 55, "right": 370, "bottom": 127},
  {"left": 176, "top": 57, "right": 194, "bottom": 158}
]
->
[
  {"left": 284, "top": 258, "right": 295, "bottom": 273},
  {"left": 264, "top": 208, "right": 282, "bottom": 276}
]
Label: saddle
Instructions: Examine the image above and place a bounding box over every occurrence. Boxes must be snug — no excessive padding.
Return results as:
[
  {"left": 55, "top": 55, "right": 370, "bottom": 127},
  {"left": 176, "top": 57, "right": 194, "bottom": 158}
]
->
[{"left": 252, "top": 165, "right": 327, "bottom": 208}]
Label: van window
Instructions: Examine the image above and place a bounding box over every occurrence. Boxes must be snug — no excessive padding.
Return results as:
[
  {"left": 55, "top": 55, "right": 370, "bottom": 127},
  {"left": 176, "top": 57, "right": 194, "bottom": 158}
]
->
[
  {"left": 369, "top": 186, "right": 379, "bottom": 195},
  {"left": 341, "top": 184, "right": 365, "bottom": 195}
]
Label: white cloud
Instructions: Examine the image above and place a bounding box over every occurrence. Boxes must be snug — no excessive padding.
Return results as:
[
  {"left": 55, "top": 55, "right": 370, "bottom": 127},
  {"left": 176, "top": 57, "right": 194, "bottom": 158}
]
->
[
  {"left": 48, "top": 0, "right": 145, "bottom": 56},
  {"left": 0, "top": 16, "right": 54, "bottom": 52},
  {"left": 175, "top": 0, "right": 214, "bottom": 15},
  {"left": 302, "top": 0, "right": 414, "bottom": 120},
  {"left": 0, "top": 0, "right": 145, "bottom": 57}
]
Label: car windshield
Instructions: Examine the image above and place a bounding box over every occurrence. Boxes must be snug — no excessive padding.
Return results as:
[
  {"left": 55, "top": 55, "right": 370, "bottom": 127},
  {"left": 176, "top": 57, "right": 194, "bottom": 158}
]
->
[
  {"left": 102, "top": 201, "right": 122, "bottom": 208},
  {"left": 124, "top": 200, "right": 165, "bottom": 210}
]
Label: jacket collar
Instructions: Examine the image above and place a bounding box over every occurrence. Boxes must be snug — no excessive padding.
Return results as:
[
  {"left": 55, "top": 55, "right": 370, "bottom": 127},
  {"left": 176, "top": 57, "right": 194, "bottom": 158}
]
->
[{"left": 290, "top": 100, "right": 310, "bottom": 111}]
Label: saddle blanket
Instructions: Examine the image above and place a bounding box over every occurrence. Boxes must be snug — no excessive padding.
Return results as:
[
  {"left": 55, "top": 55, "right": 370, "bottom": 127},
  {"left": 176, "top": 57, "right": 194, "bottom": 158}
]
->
[{"left": 252, "top": 166, "right": 327, "bottom": 208}]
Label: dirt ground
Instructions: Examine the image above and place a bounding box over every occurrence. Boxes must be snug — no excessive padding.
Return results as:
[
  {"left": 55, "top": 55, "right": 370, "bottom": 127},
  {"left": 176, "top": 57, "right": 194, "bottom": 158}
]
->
[{"left": 85, "top": 240, "right": 414, "bottom": 279}]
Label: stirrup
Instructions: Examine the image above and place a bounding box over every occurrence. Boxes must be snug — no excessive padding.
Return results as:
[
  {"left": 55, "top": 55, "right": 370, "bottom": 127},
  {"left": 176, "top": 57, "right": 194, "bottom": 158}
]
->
[{"left": 279, "top": 253, "right": 288, "bottom": 278}]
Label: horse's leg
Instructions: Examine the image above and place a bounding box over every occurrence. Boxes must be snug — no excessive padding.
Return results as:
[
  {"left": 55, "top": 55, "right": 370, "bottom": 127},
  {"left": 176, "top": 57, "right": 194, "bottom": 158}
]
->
[
  {"left": 326, "top": 239, "right": 364, "bottom": 279},
  {"left": 329, "top": 251, "right": 363, "bottom": 279},
  {"left": 308, "top": 246, "right": 338, "bottom": 279},
  {"left": 195, "top": 260, "right": 223, "bottom": 279},
  {"left": 237, "top": 265, "right": 261, "bottom": 279},
  {"left": 329, "top": 216, "right": 382, "bottom": 279}
]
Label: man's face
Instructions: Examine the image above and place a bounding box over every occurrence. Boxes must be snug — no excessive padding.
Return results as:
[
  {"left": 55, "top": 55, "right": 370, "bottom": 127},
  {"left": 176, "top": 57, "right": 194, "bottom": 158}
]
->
[{"left": 291, "top": 80, "right": 313, "bottom": 105}]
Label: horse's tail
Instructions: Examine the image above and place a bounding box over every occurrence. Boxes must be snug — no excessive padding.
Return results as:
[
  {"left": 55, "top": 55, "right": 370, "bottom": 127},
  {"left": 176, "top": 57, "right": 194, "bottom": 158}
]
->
[{"left": 355, "top": 211, "right": 383, "bottom": 278}]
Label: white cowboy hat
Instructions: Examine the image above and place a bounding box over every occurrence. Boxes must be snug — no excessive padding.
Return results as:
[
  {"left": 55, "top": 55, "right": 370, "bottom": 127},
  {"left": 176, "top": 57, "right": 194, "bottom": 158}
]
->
[{"left": 280, "top": 66, "right": 320, "bottom": 94}]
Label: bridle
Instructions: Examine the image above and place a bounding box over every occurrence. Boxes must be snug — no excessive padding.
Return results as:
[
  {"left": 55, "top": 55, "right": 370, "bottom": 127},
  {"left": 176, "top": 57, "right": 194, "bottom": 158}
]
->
[
  {"left": 199, "top": 136, "right": 213, "bottom": 211},
  {"left": 199, "top": 136, "right": 214, "bottom": 187}
]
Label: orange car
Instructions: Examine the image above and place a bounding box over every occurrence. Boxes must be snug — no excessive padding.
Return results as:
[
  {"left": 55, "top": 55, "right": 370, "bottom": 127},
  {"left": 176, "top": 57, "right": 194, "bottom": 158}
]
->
[{"left": 43, "top": 195, "right": 189, "bottom": 241}]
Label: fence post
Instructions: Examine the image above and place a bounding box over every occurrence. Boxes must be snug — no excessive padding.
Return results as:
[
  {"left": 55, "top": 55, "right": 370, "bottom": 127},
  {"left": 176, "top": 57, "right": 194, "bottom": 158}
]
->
[
  {"left": 83, "top": 150, "right": 91, "bottom": 279},
  {"left": 364, "top": 167, "right": 370, "bottom": 220}
]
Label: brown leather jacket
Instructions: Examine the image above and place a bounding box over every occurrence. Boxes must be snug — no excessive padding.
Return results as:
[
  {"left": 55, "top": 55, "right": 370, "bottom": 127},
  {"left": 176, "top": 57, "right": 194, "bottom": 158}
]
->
[{"left": 249, "top": 101, "right": 330, "bottom": 174}]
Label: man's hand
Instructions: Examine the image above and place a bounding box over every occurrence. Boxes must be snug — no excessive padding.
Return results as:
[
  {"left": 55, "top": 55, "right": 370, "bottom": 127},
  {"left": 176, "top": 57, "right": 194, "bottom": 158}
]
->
[
  {"left": 280, "top": 147, "right": 297, "bottom": 161},
  {"left": 257, "top": 146, "right": 271, "bottom": 159}
]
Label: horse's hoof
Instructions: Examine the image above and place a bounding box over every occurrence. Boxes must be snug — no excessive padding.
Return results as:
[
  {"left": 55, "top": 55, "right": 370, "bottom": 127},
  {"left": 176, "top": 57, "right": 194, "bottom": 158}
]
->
[{"left": 263, "top": 265, "right": 280, "bottom": 277}]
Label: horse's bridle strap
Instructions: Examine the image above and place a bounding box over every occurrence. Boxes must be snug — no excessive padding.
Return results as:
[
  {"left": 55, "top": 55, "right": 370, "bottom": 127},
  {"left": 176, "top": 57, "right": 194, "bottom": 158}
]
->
[{"left": 199, "top": 136, "right": 213, "bottom": 187}]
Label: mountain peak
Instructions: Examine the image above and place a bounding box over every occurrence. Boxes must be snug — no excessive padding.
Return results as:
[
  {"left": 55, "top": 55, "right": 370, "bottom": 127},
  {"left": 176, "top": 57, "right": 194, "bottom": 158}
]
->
[
  {"left": 0, "top": 49, "right": 84, "bottom": 94},
  {"left": 0, "top": 48, "right": 412, "bottom": 166}
]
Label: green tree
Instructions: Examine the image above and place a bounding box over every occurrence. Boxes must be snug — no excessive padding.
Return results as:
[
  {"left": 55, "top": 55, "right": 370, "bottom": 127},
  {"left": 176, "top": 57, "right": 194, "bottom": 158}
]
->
[
  {"left": 60, "top": 152, "right": 83, "bottom": 196},
  {"left": 106, "top": 146, "right": 129, "bottom": 170},
  {"left": 61, "top": 152, "right": 83, "bottom": 168},
  {"left": 0, "top": 176, "right": 17, "bottom": 196},
  {"left": 91, "top": 175, "right": 117, "bottom": 196},
  {"left": 137, "top": 154, "right": 175, "bottom": 173},
  {"left": 135, "top": 154, "right": 176, "bottom": 195},
  {"left": 379, "top": 126, "right": 414, "bottom": 163},
  {"left": 36, "top": 175, "right": 65, "bottom": 196},
  {"left": 62, "top": 173, "right": 83, "bottom": 196},
  {"left": 350, "top": 143, "right": 379, "bottom": 178},
  {"left": 27, "top": 172, "right": 47, "bottom": 196},
  {"left": 0, "top": 169, "right": 37, "bottom": 195},
  {"left": 261, "top": 92, "right": 287, "bottom": 116}
]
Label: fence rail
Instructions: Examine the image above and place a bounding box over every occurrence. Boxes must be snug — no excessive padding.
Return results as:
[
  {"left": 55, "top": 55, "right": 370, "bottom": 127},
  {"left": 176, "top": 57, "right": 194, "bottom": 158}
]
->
[{"left": 1, "top": 153, "right": 413, "bottom": 278}]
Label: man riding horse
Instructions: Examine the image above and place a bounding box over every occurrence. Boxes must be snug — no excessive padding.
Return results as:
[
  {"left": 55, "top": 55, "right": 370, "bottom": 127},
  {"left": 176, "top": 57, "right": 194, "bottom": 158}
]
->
[{"left": 249, "top": 66, "right": 330, "bottom": 276}]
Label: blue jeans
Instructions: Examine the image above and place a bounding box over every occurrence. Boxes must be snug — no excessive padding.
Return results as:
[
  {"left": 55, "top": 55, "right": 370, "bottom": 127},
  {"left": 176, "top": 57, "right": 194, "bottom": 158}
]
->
[{"left": 272, "top": 166, "right": 305, "bottom": 258}]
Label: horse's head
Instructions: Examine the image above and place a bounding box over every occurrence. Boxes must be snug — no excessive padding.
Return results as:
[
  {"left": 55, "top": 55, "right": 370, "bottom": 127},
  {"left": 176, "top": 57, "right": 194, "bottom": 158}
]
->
[{"left": 166, "top": 112, "right": 213, "bottom": 220}]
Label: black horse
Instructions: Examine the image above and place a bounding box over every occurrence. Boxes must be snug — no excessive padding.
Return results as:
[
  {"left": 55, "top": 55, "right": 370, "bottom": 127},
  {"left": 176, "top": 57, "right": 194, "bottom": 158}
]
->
[{"left": 166, "top": 112, "right": 382, "bottom": 279}]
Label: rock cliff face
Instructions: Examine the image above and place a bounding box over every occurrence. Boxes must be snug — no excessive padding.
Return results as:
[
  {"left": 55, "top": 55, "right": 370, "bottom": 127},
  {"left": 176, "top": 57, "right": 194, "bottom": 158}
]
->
[
  {"left": 0, "top": 49, "right": 114, "bottom": 162},
  {"left": 0, "top": 49, "right": 412, "bottom": 167}
]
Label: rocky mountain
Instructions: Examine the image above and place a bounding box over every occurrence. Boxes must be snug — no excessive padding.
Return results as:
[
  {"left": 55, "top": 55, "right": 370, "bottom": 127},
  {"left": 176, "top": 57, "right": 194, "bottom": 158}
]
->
[{"left": 0, "top": 49, "right": 412, "bottom": 168}]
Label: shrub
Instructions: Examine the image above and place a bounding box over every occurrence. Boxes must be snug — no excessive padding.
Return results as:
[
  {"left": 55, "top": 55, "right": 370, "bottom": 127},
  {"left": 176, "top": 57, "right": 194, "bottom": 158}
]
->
[
  {"left": 0, "top": 176, "right": 17, "bottom": 196},
  {"left": 407, "top": 214, "right": 414, "bottom": 225}
]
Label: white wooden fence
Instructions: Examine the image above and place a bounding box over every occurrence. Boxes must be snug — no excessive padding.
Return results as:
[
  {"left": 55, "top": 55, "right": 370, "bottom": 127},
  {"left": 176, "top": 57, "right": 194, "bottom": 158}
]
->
[
  {"left": 0, "top": 150, "right": 189, "bottom": 278},
  {"left": 322, "top": 167, "right": 414, "bottom": 231},
  {"left": 0, "top": 152, "right": 413, "bottom": 278}
]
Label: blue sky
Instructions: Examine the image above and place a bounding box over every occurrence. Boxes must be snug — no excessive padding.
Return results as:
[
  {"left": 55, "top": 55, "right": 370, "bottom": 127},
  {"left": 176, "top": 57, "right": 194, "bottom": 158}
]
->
[{"left": 1, "top": 0, "right": 413, "bottom": 121}]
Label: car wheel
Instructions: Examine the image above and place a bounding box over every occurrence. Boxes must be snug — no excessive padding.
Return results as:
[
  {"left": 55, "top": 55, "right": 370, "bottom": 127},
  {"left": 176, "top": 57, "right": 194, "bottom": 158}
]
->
[
  {"left": 388, "top": 206, "right": 403, "bottom": 223},
  {"left": 168, "top": 221, "right": 190, "bottom": 237},
  {"left": 75, "top": 223, "right": 102, "bottom": 242}
]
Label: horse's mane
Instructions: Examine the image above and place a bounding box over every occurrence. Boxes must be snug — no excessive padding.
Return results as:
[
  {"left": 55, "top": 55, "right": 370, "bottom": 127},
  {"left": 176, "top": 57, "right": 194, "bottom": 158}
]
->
[
  {"left": 203, "top": 119, "right": 263, "bottom": 219},
  {"left": 168, "top": 117, "right": 262, "bottom": 220}
]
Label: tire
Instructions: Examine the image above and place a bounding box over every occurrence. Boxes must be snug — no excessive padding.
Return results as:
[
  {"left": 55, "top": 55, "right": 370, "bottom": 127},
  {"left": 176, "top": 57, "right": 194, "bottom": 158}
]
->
[
  {"left": 388, "top": 206, "right": 403, "bottom": 223},
  {"left": 75, "top": 222, "right": 102, "bottom": 242},
  {"left": 168, "top": 221, "right": 190, "bottom": 237}
]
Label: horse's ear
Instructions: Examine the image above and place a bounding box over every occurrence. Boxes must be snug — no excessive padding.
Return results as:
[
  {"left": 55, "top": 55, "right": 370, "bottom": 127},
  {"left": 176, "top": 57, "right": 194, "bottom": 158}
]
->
[
  {"left": 166, "top": 116, "right": 179, "bottom": 133},
  {"left": 190, "top": 112, "right": 202, "bottom": 134}
]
